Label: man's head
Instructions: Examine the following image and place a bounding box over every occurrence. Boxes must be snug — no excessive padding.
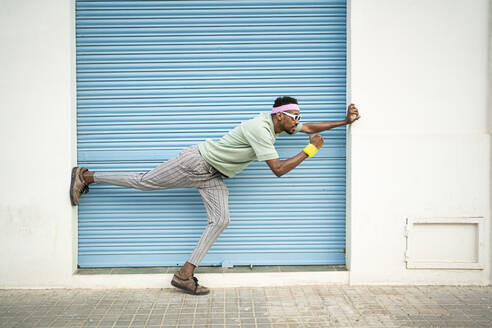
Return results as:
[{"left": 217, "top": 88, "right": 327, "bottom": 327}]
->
[{"left": 271, "top": 96, "right": 301, "bottom": 134}]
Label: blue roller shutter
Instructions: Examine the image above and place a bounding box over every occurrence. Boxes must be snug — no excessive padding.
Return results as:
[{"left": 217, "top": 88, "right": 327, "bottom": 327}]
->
[{"left": 76, "top": 0, "right": 347, "bottom": 267}]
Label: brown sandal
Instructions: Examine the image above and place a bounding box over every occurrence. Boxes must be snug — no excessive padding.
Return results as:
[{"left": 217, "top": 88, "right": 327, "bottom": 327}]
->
[{"left": 171, "top": 273, "right": 210, "bottom": 295}]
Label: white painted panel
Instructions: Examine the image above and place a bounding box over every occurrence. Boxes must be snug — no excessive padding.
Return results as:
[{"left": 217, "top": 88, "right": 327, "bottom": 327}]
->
[
  {"left": 411, "top": 223, "right": 477, "bottom": 262},
  {"left": 406, "top": 218, "right": 485, "bottom": 269}
]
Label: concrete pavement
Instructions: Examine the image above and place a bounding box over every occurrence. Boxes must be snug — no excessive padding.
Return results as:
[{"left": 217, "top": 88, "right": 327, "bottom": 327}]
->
[{"left": 1, "top": 285, "right": 491, "bottom": 327}]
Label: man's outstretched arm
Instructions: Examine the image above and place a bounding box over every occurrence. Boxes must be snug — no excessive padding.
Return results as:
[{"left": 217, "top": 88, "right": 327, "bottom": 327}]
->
[
  {"left": 266, "top": 134, "right": 324, "bottom": 177},
  {"left": 301, "top": 103, "right": 360, "bottom": 134}
]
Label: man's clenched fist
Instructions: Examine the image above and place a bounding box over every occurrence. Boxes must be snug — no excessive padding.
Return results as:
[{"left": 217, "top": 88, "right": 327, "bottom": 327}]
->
[{"left": 310, "top": 134, "right": 324, "bottom": 149}]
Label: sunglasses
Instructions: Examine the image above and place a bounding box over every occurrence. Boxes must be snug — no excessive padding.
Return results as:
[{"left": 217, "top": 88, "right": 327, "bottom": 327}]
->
[{"left": 282, "top": 111, "right": 301, "bottom": 121}]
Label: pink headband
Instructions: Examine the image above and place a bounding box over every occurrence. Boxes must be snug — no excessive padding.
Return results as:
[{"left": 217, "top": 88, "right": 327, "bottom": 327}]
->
[{"left": 272, "top": 103, "right": 300, "bottom": 113}]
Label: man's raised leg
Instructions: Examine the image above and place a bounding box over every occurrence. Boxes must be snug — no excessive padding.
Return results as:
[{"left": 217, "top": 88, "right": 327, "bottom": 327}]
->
[{"left": 69, "top": 150, "right": 190, "bottom": 205}]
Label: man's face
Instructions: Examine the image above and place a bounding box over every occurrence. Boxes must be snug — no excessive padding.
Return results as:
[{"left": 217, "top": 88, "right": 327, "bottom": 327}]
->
[{"left": 281, "top": 110, "right": 301, "bottom": 134}]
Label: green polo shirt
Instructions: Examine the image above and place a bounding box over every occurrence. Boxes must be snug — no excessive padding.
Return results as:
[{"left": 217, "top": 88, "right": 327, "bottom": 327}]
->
[{"left": 198, "top": 112, "right": 303, "bottom": 177}]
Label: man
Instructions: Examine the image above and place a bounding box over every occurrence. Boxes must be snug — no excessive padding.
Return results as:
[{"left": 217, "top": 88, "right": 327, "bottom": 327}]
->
[{"left": 70, "top": 96, "right": 360, "bottom": 295}]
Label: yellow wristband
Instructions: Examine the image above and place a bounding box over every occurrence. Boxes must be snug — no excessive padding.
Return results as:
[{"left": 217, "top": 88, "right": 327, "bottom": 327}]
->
[{"left": 303, "top": 144, "right": 318, "bottom": 158}]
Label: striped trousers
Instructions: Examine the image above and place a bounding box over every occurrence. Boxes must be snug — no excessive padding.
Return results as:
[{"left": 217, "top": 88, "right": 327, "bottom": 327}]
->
[{"left": 93, "top": 145, "right": 229, "bottom": 267}]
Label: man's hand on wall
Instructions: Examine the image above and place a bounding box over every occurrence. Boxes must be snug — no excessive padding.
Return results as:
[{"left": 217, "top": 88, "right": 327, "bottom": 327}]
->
[{"left": 345, "top": 104, "right": 360, "bottom": 124}]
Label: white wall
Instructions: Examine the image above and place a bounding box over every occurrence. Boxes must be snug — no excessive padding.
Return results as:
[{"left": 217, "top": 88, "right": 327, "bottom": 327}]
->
[
  {"left": 349, "top": 0, "right": 490, "bottom": 284},
  {"left": 0, "top": 0, "right": 77, "bottom": 287},
  {"left": 0, "top": 0, "right": 489, "bottom": 288}
]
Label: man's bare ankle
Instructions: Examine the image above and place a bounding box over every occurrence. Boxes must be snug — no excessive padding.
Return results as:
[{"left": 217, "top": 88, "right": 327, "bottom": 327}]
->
[
  {"left": 176, "top": 262, "right": 195, "bottom": 278},
  {"left": 176, "top": 269, "right": 191, "bottom": 278}
]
